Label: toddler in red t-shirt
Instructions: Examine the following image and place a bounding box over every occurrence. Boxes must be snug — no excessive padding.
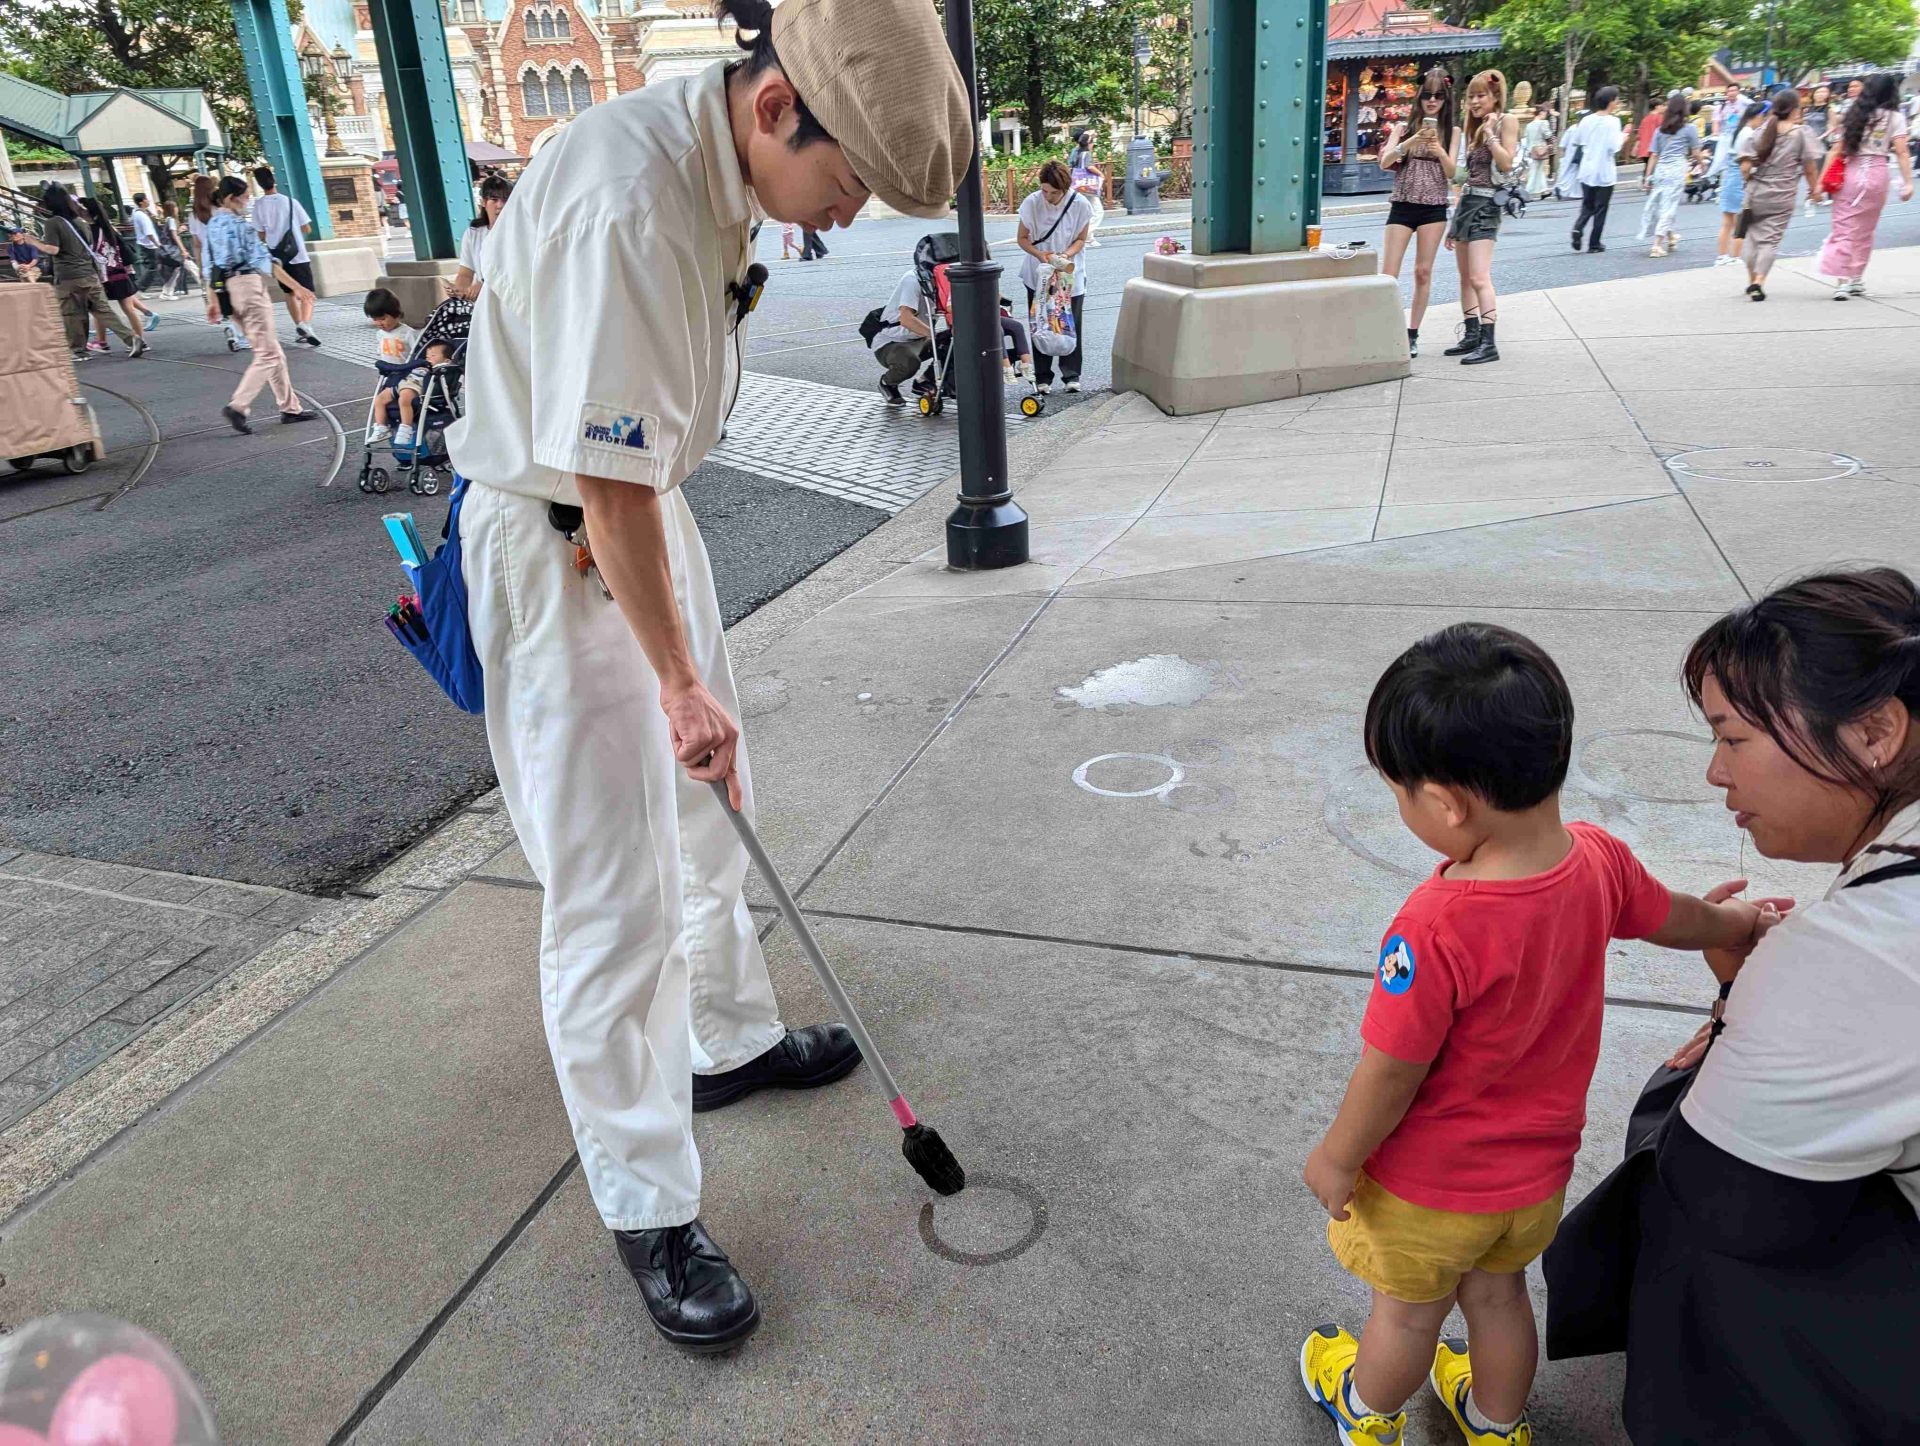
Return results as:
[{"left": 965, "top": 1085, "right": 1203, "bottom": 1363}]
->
[{"left": 1299, "top": 623, "right": 1778, "bottom": 1446}]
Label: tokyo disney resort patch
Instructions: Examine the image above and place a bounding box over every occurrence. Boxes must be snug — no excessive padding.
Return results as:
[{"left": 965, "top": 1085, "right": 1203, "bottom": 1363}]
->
[{"left": 579, "top": 404, "right": 658, "bottom": 455}]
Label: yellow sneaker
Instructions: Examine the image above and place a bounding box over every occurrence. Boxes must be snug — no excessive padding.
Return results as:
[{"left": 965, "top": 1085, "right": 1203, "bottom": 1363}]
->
[
  {"left": 1430, "top": 1337, "right": 1533, "bottom": 1445},
  {"left": 1300, "top": 1324, "right": 1406, "bottom": 1445}
]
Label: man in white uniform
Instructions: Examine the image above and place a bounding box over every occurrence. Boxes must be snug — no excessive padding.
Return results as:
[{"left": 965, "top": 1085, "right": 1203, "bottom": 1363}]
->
[{"left": 446, "top": 0, "right": 968, "bottom": 1352}]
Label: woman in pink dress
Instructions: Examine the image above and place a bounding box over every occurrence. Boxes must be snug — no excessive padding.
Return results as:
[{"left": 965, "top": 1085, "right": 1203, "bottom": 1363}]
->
[{"left": 1817, "top": 73, "right": 1915, "bottom": 300}]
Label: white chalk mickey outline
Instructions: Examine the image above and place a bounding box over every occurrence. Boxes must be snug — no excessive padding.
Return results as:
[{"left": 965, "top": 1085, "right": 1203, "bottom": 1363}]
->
[{"left": 1072, "top": 752, "right": 1187, "bottom": 799}]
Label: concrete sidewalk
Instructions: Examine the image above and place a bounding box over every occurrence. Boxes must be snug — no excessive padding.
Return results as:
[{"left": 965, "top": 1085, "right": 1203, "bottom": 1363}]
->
[{"left": 4, "top": 248, "right": 1916, "bottom": 1443}]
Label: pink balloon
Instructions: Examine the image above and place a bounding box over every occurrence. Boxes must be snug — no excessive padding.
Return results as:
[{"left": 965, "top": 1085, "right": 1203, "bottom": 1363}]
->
[
  {"left": 47, "top": 1356, "right": 176, "bottom": 1446},
  {"left": 0, "top": 1428, "right": 48, "bottom": 1446}
]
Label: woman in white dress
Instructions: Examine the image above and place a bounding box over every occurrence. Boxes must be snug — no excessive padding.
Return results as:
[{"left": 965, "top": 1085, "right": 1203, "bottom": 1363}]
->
[{"left": 1520, "top": 105, "right": 1554, "bottom": 197}]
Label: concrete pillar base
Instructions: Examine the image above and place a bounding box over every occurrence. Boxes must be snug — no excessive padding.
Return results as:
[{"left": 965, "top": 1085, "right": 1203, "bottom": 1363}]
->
[
  {"left": 306, "top": 238, "right": 383, "bottom": 299},
  {"left": 374, "top": 259, "right": 462, "bottom": 328},
  {"left": 1110, "top": 248, "right": 1409, "bottom": 415}
]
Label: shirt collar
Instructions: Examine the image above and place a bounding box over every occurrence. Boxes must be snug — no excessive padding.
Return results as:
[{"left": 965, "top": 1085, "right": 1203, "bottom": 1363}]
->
[
  {"left": 689, "top": 62, "right": 751, "bottom": 234},
  {"left": 1834, "top": 799, "right": 1920, "bottom": 891}
]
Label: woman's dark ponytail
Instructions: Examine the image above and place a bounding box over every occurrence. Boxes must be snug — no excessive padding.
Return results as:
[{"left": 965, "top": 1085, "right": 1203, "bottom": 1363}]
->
[
  {"left": 1840, "top": 73, "right": 1899, "bottom": 157},
  {"left": 1753, "top": 88, "right": 1798, "bottom": 165}
]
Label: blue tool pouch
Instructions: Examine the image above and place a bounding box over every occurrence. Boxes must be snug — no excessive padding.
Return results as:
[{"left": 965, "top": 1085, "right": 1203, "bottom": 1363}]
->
[{"left": 392, "top": 475, "right": 485, "bottom": 714}]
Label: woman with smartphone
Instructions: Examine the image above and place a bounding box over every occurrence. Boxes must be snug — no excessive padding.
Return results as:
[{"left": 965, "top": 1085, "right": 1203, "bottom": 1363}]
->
[
  {"left": 1377, "top": 68, "right": 1455, "bottom": 358},
  {"left": 1443, "top": 69, "right": 1519, "bottom": 365}
]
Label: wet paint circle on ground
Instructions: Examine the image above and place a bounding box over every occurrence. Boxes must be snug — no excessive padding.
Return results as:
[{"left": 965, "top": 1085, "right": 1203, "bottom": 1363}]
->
[
  {"left": 918, "top": 1173, "right": 1048, "bottom": 1266},
  {"left": 1665, "top": 447, "right": 1861, "bottom": 485}
]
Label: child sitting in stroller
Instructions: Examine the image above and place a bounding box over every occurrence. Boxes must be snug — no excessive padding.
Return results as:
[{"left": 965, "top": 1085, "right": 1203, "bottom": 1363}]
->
[{"left": 372, "top": 334, "right": 456, "bottom": 450}]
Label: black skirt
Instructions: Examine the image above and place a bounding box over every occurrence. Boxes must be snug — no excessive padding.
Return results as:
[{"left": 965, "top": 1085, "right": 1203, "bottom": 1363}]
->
[
  {"left": 103, "top": 275, "right": 136, "bottom": 302},
  {"left": 1385, "top": 200, "right": 1449, "bottom": 231}
]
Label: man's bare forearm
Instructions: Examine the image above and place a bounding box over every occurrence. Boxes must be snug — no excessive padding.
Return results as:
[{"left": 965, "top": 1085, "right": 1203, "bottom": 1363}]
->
[{"left": 576, "top": 473, "right": 696, "bottom": 691}]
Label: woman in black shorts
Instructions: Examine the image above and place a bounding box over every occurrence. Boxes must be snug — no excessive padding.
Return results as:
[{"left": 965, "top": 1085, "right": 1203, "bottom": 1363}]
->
[
  {"left": 1443, "top": 69, "right": 1519, "bottom": 366},
  {"left": 1377, "top": 68, "right": 1455, "bottom": 357}
]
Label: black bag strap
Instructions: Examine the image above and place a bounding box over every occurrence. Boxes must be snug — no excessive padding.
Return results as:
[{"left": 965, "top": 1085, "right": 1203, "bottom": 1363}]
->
[
  {"left": 1843, "top": 854, "right": 1920, "bottom": 889},
  {"left": 1032, "top": 195, "right": 1084, "bottom": 247}
]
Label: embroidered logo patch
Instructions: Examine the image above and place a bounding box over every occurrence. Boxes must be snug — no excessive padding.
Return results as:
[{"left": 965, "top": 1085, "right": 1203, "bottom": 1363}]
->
[
  {"left": 580, "top": 405, "right": 657, "bottom": 453},
  {"left": 1378, "top": 935, "right": 1415, "bottom": 995}
]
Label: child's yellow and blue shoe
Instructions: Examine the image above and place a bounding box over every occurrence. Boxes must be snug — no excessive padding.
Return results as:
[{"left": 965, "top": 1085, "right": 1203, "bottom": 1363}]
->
[
  {"left": 1430, "top": 1337, "right": 1533, "bottom": 1445},
  {"left": 1299, "top": 1323, "right": 1406, "bottom": 1445}
]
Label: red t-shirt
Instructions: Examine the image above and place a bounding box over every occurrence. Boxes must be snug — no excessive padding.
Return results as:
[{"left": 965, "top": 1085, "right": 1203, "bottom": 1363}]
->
[{"left": 1361, "top": 822, "right": 1672, "bottom": 1213}]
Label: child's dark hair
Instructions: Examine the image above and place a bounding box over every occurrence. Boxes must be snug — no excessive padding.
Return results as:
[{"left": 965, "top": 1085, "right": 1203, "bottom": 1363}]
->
[
  {"left": 716, "top": 0, "right": 834, "bottom": 148},
  {"left": 362, "top": 287, "right": 404, "bottom": 319},
  {"left": 1683, "top": 567, "right": 1920, "bottom": 819},
  {"left": 1365, "top": 623, "right": 1574, "bottom": 812}
]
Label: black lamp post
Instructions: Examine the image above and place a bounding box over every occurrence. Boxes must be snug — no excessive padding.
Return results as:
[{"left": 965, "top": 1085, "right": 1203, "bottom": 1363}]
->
[{"left": 942, "top": 0, "right": 1029, "bottom": 570}]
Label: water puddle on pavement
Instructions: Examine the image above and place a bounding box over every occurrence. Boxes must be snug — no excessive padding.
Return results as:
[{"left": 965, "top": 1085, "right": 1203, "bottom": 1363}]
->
[{"left": 1057, "top": 655, "right": 1221, "bottom": 710}]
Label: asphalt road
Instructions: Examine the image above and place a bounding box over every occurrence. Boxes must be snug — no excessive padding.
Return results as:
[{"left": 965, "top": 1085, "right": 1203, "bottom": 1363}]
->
[{"left": 0, "top": 321, "right": 882, "bottom": 893}]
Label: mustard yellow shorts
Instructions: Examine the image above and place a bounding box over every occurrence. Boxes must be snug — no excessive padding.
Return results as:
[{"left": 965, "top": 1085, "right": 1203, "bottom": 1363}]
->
[{"left": 1327, "top": 1173, "right": 1566, "bottom": 1304}]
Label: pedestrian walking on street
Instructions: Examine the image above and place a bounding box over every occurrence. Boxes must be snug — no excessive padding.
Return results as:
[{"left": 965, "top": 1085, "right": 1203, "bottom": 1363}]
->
[
  {"left": 1568, "top": 86, "right": 1624, "bottom": 253},
  {"left": 798, "top": 224, "right": 829, "bottom": 259},
  {"left": 1377, "top": 68, "right": 1455, "bottom": 357},
  {"left": 202, "top": 177, "right": 318, "bottom": 432},
  {"left": 1017, "top": 158, "right": 1093, "bottom": 392},
  {"left": 1553, "top": 108, "right": 1586, "bottom": 201},
  {"left": 158, "top": 201, "right": 199, "bottom": 298},
  {"left": 1442, "top": 70, "right": 1518, "bottom": 366},
  {"left": 1637, "top": 93, "right": 1703, "bottom": 258},
  {"left": 1804, "top": 81, "right": 1834, "bottom": 144},
  {"left": 1817, "top": 73, "right": 1915, "bottom": 300},
  {"left": 1519, "top": 103, "right": 1554, "bottom": 198},
  {"left": 15, "top": 184, "right": 143, "bottom": 362},
  {"left": 1713, "top": 101, "right": 1766, "bottom": 269},
  {"left": 79, "top": 196, "right": 158, "bottom": 341},
  {"left": 189, "top": 175, "right": 249, "bottom": 353},
  {"left": 251, "top": 167, "right": 322, "bottom": 348},
  {"left": 1736, "top": 89, "right": 1824, "bottom": 301},
  {"left": 443, "top": 0, "right": 971, "bottom": 1353},
  {"left": 1069, "top": 128, "right": 1105, "bottom": 247}
]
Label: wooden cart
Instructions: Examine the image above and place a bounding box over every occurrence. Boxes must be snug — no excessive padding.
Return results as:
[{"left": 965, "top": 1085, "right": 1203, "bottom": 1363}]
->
[{"left": 1, "top": 281, "right": 104, "bottom": 477}]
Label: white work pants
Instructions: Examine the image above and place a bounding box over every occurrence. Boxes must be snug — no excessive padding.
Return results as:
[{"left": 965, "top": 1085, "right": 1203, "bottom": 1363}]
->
[{"left": 461, "top": 480, "right": 785, "bottom": 1230}]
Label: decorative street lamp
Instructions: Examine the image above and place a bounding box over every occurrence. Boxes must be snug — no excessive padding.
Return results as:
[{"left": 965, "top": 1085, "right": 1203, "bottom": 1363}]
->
[{"left": 942, "top": 0, "right": 1029, "bottom": 570}]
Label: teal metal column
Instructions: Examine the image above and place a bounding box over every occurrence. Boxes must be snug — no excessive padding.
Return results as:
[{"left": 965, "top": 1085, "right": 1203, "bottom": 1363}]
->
[
  {"left": 230, "top": 0, "right": 334, "bottom": 241},
  {"left": 366, "top": 0, "right": 473, "bottom": 259},
  {"left": 1191, "top": 0, "right": 1326, "bottom": 255}
]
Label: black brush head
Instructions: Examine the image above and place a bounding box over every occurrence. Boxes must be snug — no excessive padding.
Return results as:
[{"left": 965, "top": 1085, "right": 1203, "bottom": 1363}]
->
[{"left": 902, "top": 1122, "right": 965, "bottom": 1195}]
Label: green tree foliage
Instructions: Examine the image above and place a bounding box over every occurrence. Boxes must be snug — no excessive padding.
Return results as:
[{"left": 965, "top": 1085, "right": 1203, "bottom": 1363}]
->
[
  {"left": 0, "top": 0, "right": 301, "bottom": 165},
  {"left": 1488, "top": 0, "right": 1720, "bottom": 128},
  {"left": 959, "top": 0, "right": 1153, "bottom": 140},
  {"left": 1731, "top": 0, "right": 1916, "bottom": 81}
]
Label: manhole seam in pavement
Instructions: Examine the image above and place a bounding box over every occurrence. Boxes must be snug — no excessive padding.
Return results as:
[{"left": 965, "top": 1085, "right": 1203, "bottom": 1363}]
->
[
  {"left": 918, "top": 1173, "right": 1048, "bottom": 1266},
  {"left": 1664, "top": 447, "right": 1862, "bottom": 484}
]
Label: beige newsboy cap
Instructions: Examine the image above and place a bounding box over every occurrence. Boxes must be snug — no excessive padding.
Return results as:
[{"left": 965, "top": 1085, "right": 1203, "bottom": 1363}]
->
[{"left": 772, "top": 0, "right": 971, "bottom": 219}]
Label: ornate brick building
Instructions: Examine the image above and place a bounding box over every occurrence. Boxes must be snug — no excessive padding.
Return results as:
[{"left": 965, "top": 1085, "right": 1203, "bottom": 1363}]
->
[{"left": 308, "top": 0, "right": 736, "bottom": 161}]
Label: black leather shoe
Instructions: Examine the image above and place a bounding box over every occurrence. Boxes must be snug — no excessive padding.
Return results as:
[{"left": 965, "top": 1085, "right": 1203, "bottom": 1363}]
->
[
  {"left": 222, "top": 405, "right": 251, "bottom": 434},
  {"left": 691, "top": 1023, "right": 862, "bottom": 1113},
  {"left": 280, "top": 409, "right": 320, "bottom": 424},
  {"left": 615, "top": 1219, "right": 760, "bottom": 1352}
]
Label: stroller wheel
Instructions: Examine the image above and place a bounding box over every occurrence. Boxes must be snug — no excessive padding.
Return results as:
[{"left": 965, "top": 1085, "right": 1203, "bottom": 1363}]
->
[
  {"left": 420, "top": 474, "right": 441, "bottom": 496},
  {"left": 8, "top": 456, "right": 36, "bottom": 474},
  {"left": 369, "top": 467, "right": 390, "bottom": 494},
  {"left": 1019, "top": 394, "right": 1043, "bottom": 418},
  {"left": 357, "top": 476, "right": 374, "bottom": 494},
  {"left": 408, "top": 475, "right": 424, "bottom": 495}
]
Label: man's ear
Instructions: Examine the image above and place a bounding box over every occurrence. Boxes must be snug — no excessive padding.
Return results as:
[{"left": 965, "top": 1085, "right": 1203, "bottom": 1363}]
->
[{"left": 750, "top": 73, "right": 797, "bottom": 139}]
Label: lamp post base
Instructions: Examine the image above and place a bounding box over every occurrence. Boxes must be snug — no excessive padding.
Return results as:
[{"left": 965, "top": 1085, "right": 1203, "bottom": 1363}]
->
[{"left": 945, "top": 499, "right": 1030, "bottom": 571}]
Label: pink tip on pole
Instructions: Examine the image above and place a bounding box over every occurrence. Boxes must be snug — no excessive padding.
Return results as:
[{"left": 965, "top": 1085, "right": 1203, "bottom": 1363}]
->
[{"left": 888, "top": 1095, "right": 917, "bottom": 1129}]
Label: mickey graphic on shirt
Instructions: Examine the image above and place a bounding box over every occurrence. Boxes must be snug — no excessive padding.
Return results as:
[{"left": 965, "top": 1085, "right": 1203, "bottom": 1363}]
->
[{"left": 1378, "top": 936, "right": 1415, "bottom": 995}]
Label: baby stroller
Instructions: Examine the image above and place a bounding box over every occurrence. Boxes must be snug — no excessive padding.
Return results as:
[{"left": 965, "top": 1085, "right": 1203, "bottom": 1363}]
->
[
  {"left": 911, "top": 232, "right": 1048, "bottom": 420},
  {"left": 356, "top": 294, "right": 471, "bottom": 497},
  {"left": 1684, "top": 159, "right": 1720, "bottom": 204}
]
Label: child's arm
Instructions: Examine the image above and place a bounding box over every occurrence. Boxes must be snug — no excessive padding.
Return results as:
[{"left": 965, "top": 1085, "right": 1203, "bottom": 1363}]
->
[
  {"left": 1644, "top": 880, "right": 1789, "bottom": 958},
  {"left": 1304, "top": 1045, "right": 1431, "bottom": 1220}
]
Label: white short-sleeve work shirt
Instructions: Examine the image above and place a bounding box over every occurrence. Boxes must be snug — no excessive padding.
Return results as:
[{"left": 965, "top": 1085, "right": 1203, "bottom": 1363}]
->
[{"left": 446, "top": 62, "right": 755, "bottom": 503}]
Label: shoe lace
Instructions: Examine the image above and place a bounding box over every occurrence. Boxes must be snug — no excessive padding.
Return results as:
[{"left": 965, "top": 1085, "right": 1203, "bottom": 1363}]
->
[{"left": 655, "top": 1224, "right": 725, "bottom": 1297}]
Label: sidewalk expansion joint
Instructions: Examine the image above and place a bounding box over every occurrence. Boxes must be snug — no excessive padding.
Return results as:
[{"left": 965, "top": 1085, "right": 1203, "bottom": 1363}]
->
[
  {"left": 779, "top": 906, "right": 1713, "bottom": 1020},
  {"left": 328, "top": 1152, "right": 581, "bottom": 1444}
]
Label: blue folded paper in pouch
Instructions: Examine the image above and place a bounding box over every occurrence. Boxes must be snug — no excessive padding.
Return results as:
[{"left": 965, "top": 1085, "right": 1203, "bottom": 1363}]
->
[{"left": 387, "top": 476, "right": 485, "bottom": 714}]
